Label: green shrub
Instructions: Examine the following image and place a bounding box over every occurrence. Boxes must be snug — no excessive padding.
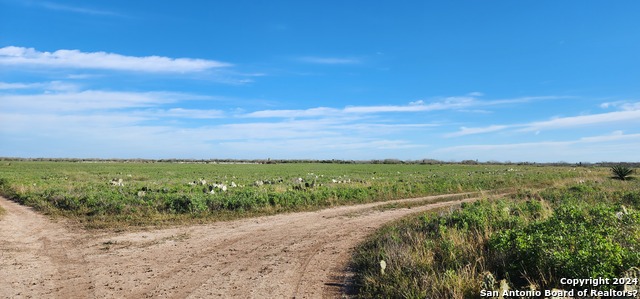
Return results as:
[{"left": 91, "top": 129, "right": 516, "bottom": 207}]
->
[
  {"left": 489, "top": 202, "right": 640, "bottom": 289},
  {"left": 165, "top": 195, "right": 207, "bottom": 213}
]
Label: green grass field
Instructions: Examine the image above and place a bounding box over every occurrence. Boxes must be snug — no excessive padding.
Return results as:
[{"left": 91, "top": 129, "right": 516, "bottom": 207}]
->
[{"left": 0, "top": 161, "right": 589, "bottom": 227}]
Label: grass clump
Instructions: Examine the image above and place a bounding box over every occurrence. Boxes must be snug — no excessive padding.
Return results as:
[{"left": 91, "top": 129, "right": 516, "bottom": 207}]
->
[{"left": 351, "top": 179, "right": 640, "bottom": 298}]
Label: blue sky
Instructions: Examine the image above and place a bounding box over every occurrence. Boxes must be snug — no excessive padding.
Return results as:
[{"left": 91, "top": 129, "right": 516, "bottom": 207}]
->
[{"left": 1, "top": 0, "right": 639, "bottom": 162}]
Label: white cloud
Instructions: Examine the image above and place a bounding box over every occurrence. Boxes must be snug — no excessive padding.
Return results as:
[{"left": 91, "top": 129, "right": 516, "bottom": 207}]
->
[
  {"left": 2, "top": 84, "right": 622, "bottom": 161},
  {"left": 66, "top": 74, "right": 99, "bottom": 79},
  {"left": 144, "top": 108, "right": 225, "bottom": 119},
  {"left": 447, "top": 108, "right": 640, "bottom": 137},
  {"left": 0, "top": 46, "right": 231, "bottom": 73},
  {"left": 521, "top": 109, "right": 640, "bottom": 131},
  {"left": 443, "top": 131, "right": 640, "bottom": 151},
  {"left": 445, "top": 125, "right": 508, "bottom": 138},
  {"left": 0, "top": 90, "right": 205, "bottom": 113},
  {"left": 244, "top": 97, "right": 477, "bottom": 118},
  {"left": 243, "top": 107, "right": 341, "bottom": 118},
  {"left": 458, "top": 109, "right": 493, "bottom": 114},
  {"left": 38, "top": 1, "right": 122, "bottom": 16},
  {"left": 577, "top": 130, "right": 640, "bottom": 143},
  {"left": 0, "top": 81, "right": 79, "bottom": 91},
  {"left": 343, "top": 104, "right": 430, "bottom": 113},
  {"left": 0, "top": 82, "right": 34, "bottom": 90},
  {"left": 243, "top": 95, "right": 568, "bottom": 119},
  {"left": 221, "top": 138, "right": 424, "bottom": 154},
  {"left": 600, "top": 100, "right": 640, "bottom": 111},
  {"left": 435, "top": 131, "right": 640, "bottom": 162},
  {"left": 619, "top": 102, "right": 640, "bottom": 111},
  {"left": 297, "top": 56, "right": 361, "bottom": 65},
  {"left": 488, "top": 95, "right": 572, "bottom": 105},
  {"left": 0, "top": 80, "right": 437, "bottom": 158}
]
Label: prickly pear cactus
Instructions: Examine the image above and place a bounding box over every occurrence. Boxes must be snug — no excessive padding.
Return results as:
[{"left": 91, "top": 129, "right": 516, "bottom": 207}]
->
[{"left": 481, "top": 271, "right": 497, "bottom": 291}]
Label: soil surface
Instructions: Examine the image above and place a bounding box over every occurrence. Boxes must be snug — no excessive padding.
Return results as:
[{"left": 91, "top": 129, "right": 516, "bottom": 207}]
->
[{"left": 0, "top": 192, "right": 492, "bottom": 298}]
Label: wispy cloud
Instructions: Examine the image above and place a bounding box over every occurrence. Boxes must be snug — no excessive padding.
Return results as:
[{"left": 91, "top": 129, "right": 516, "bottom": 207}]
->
[
  {"left": 244, "top": 95, "right": 561, "bottom": 118},
  {"left": 244, "top": 97, "right": 476, "bottom": 118},
  {"left": 0, "top": 82, "right": 36, "bottom": 90},
  {"left": 37, "top": 1, "right": 122, "bottom": 17},
  {"left": 0, "top": 81, "right": 79, "bottom": 91},
  {"left": 142, "top": 108, "right": 225, "bottom": 119},
  {"left": 219, "top": 137, "right": 425, "bottom": 158},
  {"left": 0, "top": 46, "right": 231, "bottom": 73},
  {"left": 436, "top": 131, "right": 640, "bottom": 162},
  {"left": 521, "top": 109, "right": 640, "bottom": 131},
  {"left": 243, "top": 107, "right": 340, "bottom": 118},
  {"left": 445, "top": 125, "right": 508, "bottom": 138},
  {"left": 297, "top": 56, "right": 361, "bottom": 65},
  {"left": 600, "top": 100, "right": 640, "bottom": 111},
  {"left": 446, "top": 108, "right": 640, "bottom": 137},
  {"left": 0, "top": 90, "right": 200, "bottom": 112}
]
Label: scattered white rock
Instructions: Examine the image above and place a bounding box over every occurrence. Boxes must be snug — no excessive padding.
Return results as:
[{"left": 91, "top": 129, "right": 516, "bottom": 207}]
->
[{"left": 110, "top": 178, "right": 124, "bottom": 186}]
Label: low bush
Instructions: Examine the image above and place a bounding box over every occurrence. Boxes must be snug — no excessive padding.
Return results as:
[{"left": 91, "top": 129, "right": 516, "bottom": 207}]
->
[{"left": 352, "top": 181, "right": 640, "bottom": 298}]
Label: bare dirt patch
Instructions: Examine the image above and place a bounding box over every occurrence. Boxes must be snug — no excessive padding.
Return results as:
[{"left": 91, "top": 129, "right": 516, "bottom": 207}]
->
[{"left": 0, "top": 192, "right": 496, "bottom": 298}]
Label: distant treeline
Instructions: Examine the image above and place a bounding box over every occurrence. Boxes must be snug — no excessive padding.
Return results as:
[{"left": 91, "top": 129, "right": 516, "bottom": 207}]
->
[{"left": 0, "top": 157, "right": 638, "bottom": 167}]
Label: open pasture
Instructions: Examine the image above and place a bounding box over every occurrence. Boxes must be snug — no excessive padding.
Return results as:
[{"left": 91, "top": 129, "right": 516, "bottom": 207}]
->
[{"left": 0, "top": 161, "right": 592, "bottom": 227}]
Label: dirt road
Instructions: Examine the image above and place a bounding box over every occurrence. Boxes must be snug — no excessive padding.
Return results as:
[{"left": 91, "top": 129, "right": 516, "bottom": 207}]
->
[{"left": 0, "top": 192, "right": 492, "bottom": 298}]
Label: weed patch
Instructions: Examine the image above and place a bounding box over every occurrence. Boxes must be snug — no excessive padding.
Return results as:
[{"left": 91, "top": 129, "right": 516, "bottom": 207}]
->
[{"left": 351, "top": 179, "right": 640, "bottom": 298}]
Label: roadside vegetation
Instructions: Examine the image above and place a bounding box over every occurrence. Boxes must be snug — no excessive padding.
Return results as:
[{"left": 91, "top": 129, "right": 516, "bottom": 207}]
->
[
  {"left": 0, "top": 161, "right": 589, "bottom": 228},
  {"left": 351, "top": 174, "right": 640, "bottom": 298}
]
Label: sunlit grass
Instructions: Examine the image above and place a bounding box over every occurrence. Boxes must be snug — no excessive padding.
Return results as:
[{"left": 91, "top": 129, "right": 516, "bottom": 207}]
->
[
  {"left": 0, "top": 161, "right": 594, "bottom": 228},
  {"left": 351, "top": 176, "right": 640, "bottom": 298}
]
